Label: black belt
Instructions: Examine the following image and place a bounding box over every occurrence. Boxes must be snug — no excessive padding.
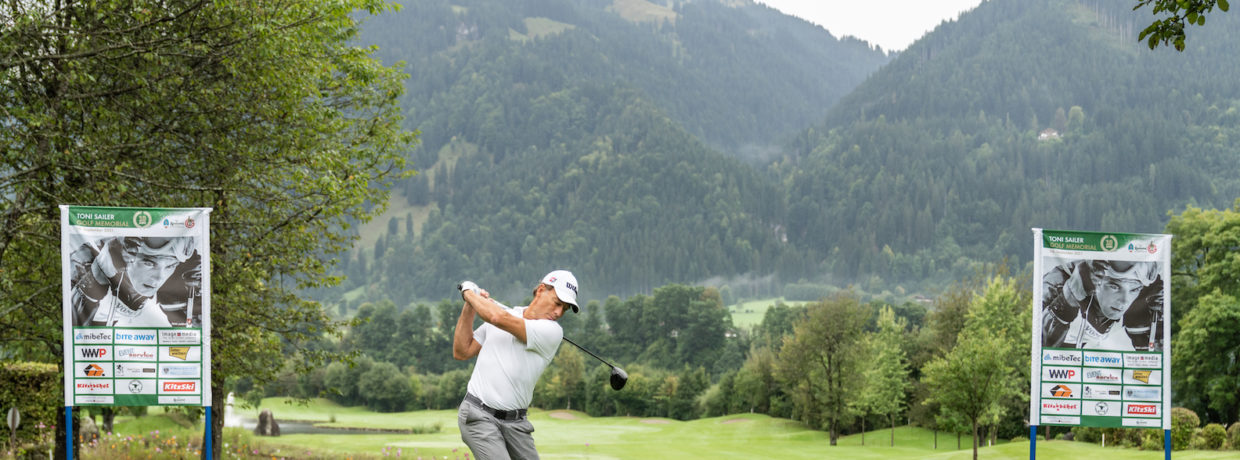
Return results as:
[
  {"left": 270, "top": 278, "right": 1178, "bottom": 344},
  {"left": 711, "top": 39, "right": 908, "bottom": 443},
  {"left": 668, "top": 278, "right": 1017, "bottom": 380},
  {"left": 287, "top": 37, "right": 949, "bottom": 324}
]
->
[{"left": 465, "top": 393, "right": 527, "bottom": 421}]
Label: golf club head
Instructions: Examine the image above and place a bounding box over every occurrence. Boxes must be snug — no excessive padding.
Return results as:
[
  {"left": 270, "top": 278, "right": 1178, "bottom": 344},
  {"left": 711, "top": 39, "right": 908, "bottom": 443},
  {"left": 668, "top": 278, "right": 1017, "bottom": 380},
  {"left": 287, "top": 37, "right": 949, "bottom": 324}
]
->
[{"left": 610, "top": 366, "right": 628, "bottom": 391}]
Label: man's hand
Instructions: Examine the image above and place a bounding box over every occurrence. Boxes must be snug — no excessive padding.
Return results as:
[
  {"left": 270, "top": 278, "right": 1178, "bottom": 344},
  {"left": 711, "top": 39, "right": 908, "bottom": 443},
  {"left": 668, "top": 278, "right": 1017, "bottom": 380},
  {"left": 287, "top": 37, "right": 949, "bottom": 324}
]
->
[
  {"left": 458, "top": 281, "right": 480, "bottom": 297},
  {"left": 91, "top": 238, "right": 128, "bottom": 288},
  {"left": 1061, "top": 261, "right": 1094, "bottom": 309}
]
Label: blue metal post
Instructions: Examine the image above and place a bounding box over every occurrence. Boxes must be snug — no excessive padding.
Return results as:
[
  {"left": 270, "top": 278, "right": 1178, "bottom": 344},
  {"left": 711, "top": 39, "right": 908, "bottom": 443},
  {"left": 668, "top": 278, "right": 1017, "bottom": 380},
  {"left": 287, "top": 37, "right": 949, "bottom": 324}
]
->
[
  {"left": 205, "top": 406, "right": 212, "bottom": 459},
  {"left": 64, "top": 406, "right": 73, "bottom": 460},
  {"left": 1165, "top": 429, "right": 1171, "bottom": 460},
  {"left": 1029, "top": 425, "right": 1037, "bottom": 460}
]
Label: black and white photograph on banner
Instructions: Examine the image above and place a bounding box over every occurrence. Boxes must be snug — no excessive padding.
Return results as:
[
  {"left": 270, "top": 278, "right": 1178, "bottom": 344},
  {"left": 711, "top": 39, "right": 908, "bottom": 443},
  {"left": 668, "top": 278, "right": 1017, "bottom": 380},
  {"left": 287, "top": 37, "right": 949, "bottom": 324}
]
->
[
  {"left": 69, "top": 235, "right": 203, "bottom": 328},
  {"left": 1040, "top": 256, "right": 1165, "bottom": 351}
]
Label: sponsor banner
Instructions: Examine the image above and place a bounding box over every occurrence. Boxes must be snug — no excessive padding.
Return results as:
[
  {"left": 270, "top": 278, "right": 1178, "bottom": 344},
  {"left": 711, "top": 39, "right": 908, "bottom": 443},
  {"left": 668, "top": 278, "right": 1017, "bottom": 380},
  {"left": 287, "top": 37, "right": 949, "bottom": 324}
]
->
[
  {"left": 75, "top": 346, "right": 112, "bottom": 360},
  {"left": 113, "top": 329, "right": 159, "bottom": 345},
  {"left": 1081, "top": 384, "right": 1122, "bottom": 401},
  {"left": 75, "top": 395, "right": 114, "bottom": 405},
  {"left": 1084, "top": 400, "right": 1122, "bottom": 417},
  {"left": 114, "top": 346, "right": 158, "bottom": 362},
  {"left": 73, "top": 329, "right": 114, "bottom": 344},
  {"left": 61, "top": 206, "right": 213, "bottom": 407},
  {"left": 1123, "top": 386, "right": 1161, "bottom": 401},
  {"left": 1031, "top": 229, "right": 1170, "bottom": 430},
  {"left": 1124, "top": 418, "right": 1162, "bottom": 427},
  {"left": 114, "top": 363, "right": 158, "bottom": 379},
  {"left": 160, "top": 346, "right": 201, "bottom": 361},
  {"left": 1041, "top": 416, "right": 1081, "bottom": 425},
  {"left": 120, "top": 379, "right": 158, "bottom": 395},
  {"left": 158, "top": 330, "right": 201, "bottom": 345},
  {"left": 1042, "top": 401, "right": 1082, "bottom": 415},
  {"left": 1082, "top": 351, "right": 1123, "bottom": 368},
  {"left": 76, "top": 363, "right": 110, "bottom": 379},
  {"left": 75, "top": 380, "right": 113, "bottom": 395},
  {"left": 160, "top": 364, "right": 201, "bottom": 378},
  {"left": 1042, "top": 383, "right": 1080, "bottom": 399},
  {"left": 1042, "top": 367, "right": 1080, "bottom": 382},
  {"left": 1124, "top": 402, "right": 1161, "bottom": 418},
  {"left": 1082, "top": 367, "right": 1123, "bottom": 384},
  {"left": 158, "top": 380, "right": 200, "bottom": 395},
  {"left": 159, "top": 396, "right": 202, "bottom": 405},
  {"left": 1125, "top": 369, "right": 1161, "bottom": 385},
  {"left": 1124, "top": 353, "right": 1162, "bottom": 369},
  {"left": 1041, "top": 350, "right": 1083, "bottom": 366}
]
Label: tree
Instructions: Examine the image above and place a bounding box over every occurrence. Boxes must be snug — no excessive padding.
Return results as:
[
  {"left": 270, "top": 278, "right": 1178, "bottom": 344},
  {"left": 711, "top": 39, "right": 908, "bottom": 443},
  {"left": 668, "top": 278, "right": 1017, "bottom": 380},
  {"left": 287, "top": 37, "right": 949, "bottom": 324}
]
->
[
  {"left": 0, "top": 0, "right": 414, "bottom": 457},
  {"left": 922, "top": 332, "right": 1014, "bottom": 460},
  {"left": 1172, "top": 291, "right": 1240, "bottom": 423},
  {"left": 1134, "top": 0, "right": 1230, "bottom": 50},
  {"left": 1165, "top": 202, "right": 1240, "bottom": 422},
  {"left": 776, "top": 293, "right": 869, "bottom": 445},
  {"left": 858, "top": 306, "right": 911, "bottom": 447}
]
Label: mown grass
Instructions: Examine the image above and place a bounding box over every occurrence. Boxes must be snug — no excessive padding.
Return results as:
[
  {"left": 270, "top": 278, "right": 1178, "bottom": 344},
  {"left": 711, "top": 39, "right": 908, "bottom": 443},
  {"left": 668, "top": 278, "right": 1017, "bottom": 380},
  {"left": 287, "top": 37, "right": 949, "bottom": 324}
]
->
[
  {"left": 74, "top": 399, "right": 1240, "bottom": 459},
  {"left": 221, "top": 399, "right": 1240, "bottom": 459}
]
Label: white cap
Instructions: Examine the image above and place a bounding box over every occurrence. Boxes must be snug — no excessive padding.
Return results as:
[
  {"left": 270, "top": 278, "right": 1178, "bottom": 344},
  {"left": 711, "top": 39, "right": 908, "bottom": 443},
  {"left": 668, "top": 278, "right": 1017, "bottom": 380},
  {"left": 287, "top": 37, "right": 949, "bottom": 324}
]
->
[{"left": 540, "top": 270, "right": 579, "bottom": 313}]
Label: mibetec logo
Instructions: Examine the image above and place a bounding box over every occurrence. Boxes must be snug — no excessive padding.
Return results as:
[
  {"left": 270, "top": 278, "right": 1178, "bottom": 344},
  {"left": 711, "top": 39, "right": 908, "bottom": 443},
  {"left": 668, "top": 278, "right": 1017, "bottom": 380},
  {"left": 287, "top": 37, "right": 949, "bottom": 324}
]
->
[
  {"left": 74, "top": 330, "right": 113, "bottom": 344},
  {"left": 1042, "top": 350, "right": 1082, "bottom": 365}
]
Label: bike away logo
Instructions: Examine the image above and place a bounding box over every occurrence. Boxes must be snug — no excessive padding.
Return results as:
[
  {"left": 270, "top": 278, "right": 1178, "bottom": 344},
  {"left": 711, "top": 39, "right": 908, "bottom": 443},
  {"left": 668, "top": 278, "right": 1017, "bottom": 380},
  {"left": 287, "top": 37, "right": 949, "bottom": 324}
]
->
[{"left": 159, "top": 380, "right": 200, "bottom": 395}]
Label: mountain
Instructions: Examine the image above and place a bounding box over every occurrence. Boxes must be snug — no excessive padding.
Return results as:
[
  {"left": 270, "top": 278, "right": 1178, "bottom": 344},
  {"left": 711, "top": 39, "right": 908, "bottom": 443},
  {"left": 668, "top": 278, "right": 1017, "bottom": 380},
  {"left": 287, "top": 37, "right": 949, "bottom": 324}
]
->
[
  {"left": 324, "top": 0, "right": 891, "bottom": 304},
  {"left": 324, "top": 0, "right": 1240, "bottom": 308},
  {"left": 780, "top": 0, "right": 1240, "bottom": 286}
]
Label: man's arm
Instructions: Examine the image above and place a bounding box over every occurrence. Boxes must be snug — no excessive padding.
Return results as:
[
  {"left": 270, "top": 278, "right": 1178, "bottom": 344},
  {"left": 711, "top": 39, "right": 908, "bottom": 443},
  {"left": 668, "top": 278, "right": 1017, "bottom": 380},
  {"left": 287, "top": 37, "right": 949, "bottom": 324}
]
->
[
  {"left": 463, "top": 289, "right": 527, "bottom": 343},
  {"left": 453, "top": 301, "right": 482, "bottom": 360}
]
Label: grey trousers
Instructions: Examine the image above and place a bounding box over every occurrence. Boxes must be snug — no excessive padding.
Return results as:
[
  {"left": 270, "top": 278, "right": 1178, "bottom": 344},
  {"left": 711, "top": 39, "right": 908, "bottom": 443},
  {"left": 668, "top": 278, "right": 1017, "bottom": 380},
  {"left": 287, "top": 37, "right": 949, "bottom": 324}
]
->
[{"left": 458, "top": 396, "right": 539, "bottom": 460}]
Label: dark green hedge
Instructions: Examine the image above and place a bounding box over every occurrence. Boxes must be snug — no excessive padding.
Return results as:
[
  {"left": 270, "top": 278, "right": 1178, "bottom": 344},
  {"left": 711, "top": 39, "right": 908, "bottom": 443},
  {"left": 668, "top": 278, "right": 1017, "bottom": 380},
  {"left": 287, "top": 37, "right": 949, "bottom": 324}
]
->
[{"left": 0, "top": 362, "right": 60, "bottom": 449}]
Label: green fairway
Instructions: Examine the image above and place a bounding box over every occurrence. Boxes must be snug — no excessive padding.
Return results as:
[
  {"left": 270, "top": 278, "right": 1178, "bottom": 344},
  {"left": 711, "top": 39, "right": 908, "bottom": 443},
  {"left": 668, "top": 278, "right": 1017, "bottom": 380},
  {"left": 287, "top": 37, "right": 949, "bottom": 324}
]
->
[
  {"left": 730, "top": 297, "right": 800, "bottom": 328},
  {"left": 221, "top": 399, "right": 1240, "bottom": 459}
]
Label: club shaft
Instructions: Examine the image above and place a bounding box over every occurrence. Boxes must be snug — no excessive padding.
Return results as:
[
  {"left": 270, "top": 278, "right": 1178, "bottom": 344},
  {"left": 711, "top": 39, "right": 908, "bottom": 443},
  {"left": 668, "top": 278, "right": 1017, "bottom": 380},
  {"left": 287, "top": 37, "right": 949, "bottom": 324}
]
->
[{"left": 562, "top": 336, "right": 616, "bottom": 368}]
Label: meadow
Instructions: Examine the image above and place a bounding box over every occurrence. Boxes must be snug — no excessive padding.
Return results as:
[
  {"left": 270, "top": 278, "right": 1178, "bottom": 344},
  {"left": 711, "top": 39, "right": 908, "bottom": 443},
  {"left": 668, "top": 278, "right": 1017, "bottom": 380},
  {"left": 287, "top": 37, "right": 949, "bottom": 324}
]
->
[{"left": 98, "top": 397, "right": 1229, "bottom": 460}]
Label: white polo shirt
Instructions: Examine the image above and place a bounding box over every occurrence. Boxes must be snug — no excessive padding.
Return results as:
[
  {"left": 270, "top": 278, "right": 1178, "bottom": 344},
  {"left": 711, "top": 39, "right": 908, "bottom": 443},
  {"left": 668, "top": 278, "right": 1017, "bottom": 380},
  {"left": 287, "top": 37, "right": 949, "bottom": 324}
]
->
[{"left": 465, "top": 306, "right": 563, "bottom": 410}]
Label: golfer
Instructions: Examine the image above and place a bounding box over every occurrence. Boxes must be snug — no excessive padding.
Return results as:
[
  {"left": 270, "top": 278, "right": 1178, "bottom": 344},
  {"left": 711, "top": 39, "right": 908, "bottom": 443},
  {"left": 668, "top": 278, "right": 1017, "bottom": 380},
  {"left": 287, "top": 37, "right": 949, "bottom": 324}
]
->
[{"left": 454, "top": 270, "right": 579, "bottom": 460}]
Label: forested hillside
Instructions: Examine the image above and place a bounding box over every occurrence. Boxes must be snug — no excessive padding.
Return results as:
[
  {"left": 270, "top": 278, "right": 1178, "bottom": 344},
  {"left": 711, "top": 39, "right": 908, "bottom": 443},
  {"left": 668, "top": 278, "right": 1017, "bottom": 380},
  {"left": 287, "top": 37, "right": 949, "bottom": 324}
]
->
[
  {"left": 780, "top": 0, "right": 1240, "bottom": 287},
  {"left": 321, "top": 0, "right": 890, "bottom": 303},
  {"left": 325, "top": 0, "right": 1240, "bottom": 307}
]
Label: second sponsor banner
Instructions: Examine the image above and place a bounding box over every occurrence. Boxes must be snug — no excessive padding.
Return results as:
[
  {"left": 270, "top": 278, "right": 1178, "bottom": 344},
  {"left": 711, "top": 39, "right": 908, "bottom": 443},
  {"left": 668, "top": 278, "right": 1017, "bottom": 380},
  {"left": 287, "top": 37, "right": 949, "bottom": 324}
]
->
[
  {"left": 61, "top": 206, "right": 212, "bottom": 407},
  {"left": 1029, "top": 229, "right": 1171, "bottom": 429}
]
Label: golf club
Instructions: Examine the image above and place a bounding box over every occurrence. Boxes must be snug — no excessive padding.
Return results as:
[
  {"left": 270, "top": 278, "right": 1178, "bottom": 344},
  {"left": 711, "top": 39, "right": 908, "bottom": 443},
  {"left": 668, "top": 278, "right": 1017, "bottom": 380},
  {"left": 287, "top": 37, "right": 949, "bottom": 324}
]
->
[
  {"left": 483, "top": 296, "right": 628, "bottom": 390},
  {"left": 561, "top": 336, "right": 628, "bottom": 391}
]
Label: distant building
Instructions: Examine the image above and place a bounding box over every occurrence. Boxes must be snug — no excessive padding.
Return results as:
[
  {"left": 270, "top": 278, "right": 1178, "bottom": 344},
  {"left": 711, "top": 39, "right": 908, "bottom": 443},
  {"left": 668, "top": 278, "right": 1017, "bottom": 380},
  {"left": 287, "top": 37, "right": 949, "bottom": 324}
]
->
[{"left": 1038, "top": 128, "right": 1061, "bottom": 141}]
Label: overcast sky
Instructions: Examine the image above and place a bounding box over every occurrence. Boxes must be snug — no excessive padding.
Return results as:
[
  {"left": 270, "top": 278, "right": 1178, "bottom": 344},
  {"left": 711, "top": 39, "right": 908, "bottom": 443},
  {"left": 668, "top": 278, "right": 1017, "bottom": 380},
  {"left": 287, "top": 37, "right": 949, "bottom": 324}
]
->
[{"left": 753, "top": 0, "right": 986, "bottom": 52}]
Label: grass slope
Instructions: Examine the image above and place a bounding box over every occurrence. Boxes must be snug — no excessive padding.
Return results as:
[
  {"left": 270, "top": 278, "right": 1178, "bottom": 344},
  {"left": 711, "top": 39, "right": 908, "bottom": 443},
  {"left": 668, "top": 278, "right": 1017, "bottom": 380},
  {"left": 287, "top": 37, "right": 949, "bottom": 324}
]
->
[{"left": 220, "top": 399, "right": 1240, "bottom": 459}]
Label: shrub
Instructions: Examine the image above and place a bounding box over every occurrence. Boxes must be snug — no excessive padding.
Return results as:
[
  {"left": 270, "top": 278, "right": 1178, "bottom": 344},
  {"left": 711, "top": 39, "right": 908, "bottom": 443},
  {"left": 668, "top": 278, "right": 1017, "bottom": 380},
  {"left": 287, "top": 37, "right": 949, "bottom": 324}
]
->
[
  {"left": 1141, "top": 431, "right": 1163, "bottom": 451},
  {"left": 1071, "top": 426, "right": 1100, "bottom": 443},
  {"left": 1171, "top": 407, "right": 1200, "bottom": 450},
  {"left": 0, "top": 362, "right": 59, "bottom": 448},
  {"left": 1229, "top": 422, "right": 1240, "bottom": 450},
  {"left": 1201, "top": 423, "right": 1227, "bottom": 450}
]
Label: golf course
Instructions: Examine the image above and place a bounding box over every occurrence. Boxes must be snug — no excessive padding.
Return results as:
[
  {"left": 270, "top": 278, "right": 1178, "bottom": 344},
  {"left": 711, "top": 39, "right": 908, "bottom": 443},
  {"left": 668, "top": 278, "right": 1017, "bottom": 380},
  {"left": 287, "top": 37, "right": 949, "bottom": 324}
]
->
[{"left": 106, "top": 397, "right": 1221, "bottom": 459}]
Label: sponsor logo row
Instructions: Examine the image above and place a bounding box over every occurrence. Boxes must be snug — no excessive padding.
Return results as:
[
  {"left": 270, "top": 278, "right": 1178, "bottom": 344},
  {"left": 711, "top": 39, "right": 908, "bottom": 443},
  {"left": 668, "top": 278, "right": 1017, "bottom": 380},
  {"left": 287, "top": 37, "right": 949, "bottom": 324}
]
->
[
  {"left": 76, "top": 362, "right": 201, "bottom": 379},
  {"left": 73, "top": 328, "right": 201, "bottom": 345},
  {"left": 1040, "top": 383, "right": 1161, "bottom": 401},
  {"left": 1041, "top": 400, "right": 1161, "bottom": 418},
  {"left": 1041, "top": 367, "right": 1161, "bottom": 385},
  {"left": 74, "top": 345, "right": 202, "bottom": 362},
  {"left": 1041, "top": 350, "right": 1162, "bottom": 369},
  {"left": 1040, "top": 416, "right": 1162, "bottom": 428},
  {"left": 74, "top": 379, "right": 200, "bottom": 396},
  {"left": 75, "top": 395, "right": 201, "bottom": 406}
]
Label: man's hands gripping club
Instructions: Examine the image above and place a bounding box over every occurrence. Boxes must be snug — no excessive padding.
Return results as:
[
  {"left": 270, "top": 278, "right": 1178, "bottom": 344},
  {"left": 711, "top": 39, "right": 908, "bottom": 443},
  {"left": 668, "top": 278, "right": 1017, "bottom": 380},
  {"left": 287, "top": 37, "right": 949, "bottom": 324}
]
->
[{"left": 454, "top": 280, "right": 529, "bottom": 360}]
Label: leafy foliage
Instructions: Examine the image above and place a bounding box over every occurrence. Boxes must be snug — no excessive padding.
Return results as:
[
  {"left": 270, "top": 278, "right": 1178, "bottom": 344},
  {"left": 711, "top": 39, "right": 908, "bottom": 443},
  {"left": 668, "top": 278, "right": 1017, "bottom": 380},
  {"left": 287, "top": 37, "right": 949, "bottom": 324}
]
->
[{"left": 1134, "top": 0, "right": 1230, "bottom": 50}]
